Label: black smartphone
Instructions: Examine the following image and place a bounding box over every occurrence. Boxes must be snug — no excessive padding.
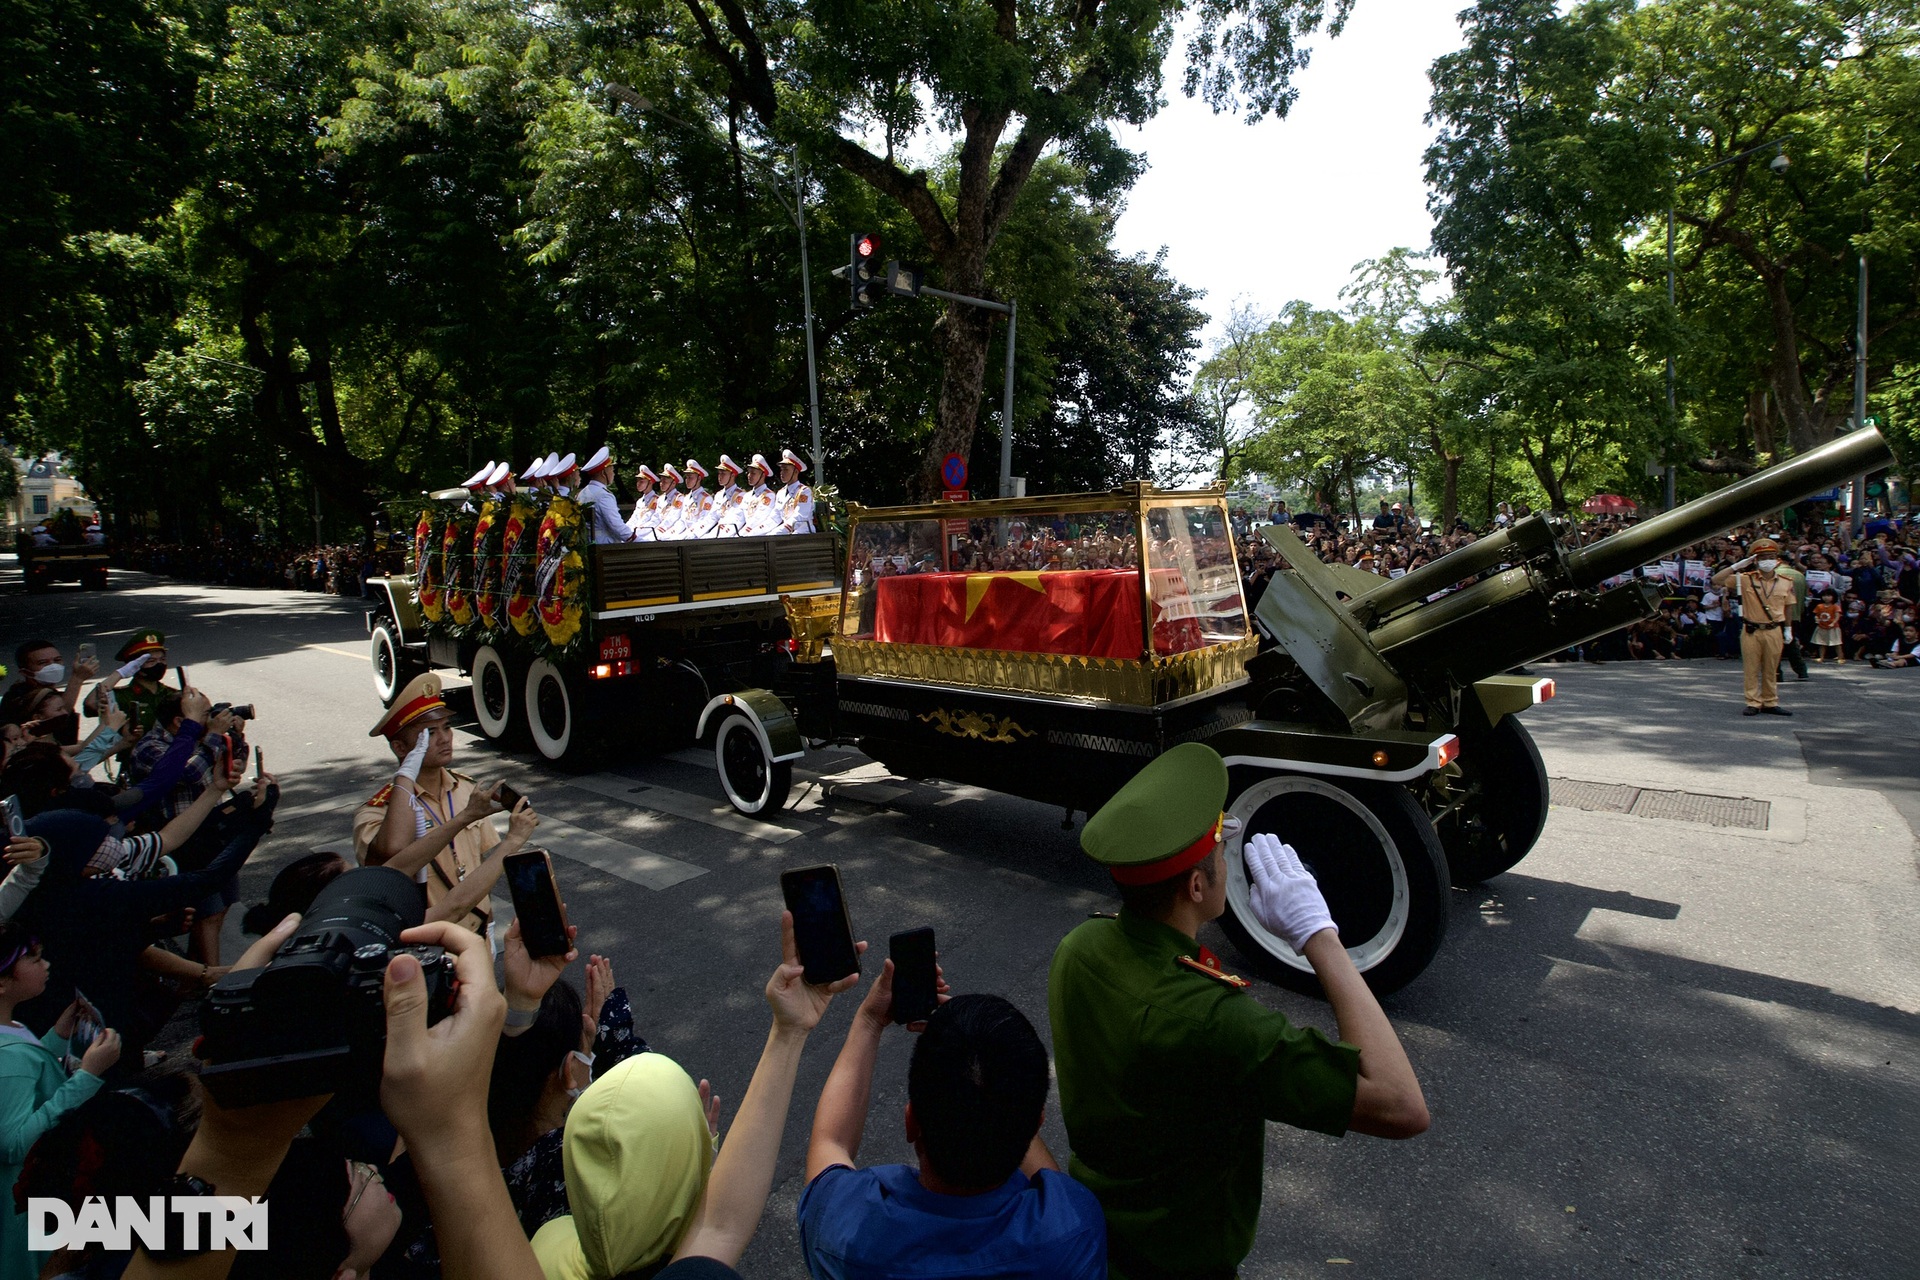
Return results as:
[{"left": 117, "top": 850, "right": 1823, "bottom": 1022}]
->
[
  {"left": 254, "top": 746, "right": 264, "bottom": 783},
  {"left": 226, "top": 733, "right": 248, "bottom": 774},
  {"left": 780, "top": 864, "right": 860, "bottom": 985},
  {"left": 888, "top": 928, "right": 937, "bottom": 1025},
  {"left": 504, "top": 849, "right": 572, "bottom": 957},
  {"left": 496, "top": 782, "right": 524, "bottom": 811},
  {"left": 175, "top": 665, "right": 189, "bottom": 690},
  {"left": 2, "top": 795, "right": 24, "bottom": 839}
]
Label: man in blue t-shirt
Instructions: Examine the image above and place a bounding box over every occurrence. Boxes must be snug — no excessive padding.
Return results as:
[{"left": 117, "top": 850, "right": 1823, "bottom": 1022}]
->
[{"left": 797, "top": 974, "right": 1105, "bottom": 1280}]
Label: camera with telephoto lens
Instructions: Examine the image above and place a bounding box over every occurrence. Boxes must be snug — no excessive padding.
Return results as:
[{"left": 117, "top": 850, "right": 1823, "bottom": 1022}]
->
[
  {"left": 211, "top": 702, "right": 255, "bottom": 721},
  {"left": 198, "top": 866, "right": 454, "bottom": 1106}
]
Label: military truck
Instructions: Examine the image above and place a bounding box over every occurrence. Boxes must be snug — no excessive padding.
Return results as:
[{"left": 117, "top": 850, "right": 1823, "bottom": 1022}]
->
[
  {"left": 16, "top": 510, "right": 109, "bottom": 592},
  {"left": 700, "top": 429, "right": 1894, "bottom": 995},
  {"left": 365, "top": 489, "right": 837, "bottom": 763}
]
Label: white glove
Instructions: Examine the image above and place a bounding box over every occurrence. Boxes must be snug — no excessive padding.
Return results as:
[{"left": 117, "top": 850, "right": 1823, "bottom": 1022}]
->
[
  {"left": 1728, "top": 555, "right": 1755, "bottom": 572},
  {"left": 116, "top": 657, "right": 148, "bottom": 680},
  {"left": 1245, "top": 833, "right": 1336, "bottom": 952},
  {"left": 395, "top": 729, "right": 431, "bottom": 784}
]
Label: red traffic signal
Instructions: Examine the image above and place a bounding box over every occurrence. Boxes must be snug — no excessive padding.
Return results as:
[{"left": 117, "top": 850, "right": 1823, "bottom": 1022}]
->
[
  {"left": 856, "top": 233, "right": 880, "bottom": 260},
  {"left": 851, "top": 232, "right": 884, "bottom": 306}
]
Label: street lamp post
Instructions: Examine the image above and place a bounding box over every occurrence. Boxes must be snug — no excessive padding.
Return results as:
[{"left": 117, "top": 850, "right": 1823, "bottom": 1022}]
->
[
  {"left": 606, "top": 84, "right": 826, "bottom": 484},
  {"left": 1664, "top": 137, "right": 1790, "bottom": 511}
]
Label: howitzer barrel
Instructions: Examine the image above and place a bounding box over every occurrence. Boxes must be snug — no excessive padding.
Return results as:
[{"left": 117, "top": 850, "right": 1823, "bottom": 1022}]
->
[
  {"left": 1347, "top": 514, "right": 1558, "bottom": 626},
  {"left": 1564, "top": 429, "right": 1895, "bottom": 586}
]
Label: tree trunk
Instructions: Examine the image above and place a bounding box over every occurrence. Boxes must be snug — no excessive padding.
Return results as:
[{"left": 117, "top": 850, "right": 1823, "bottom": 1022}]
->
[
  {"left": 922, "top": 290, "right": 995, "bottom": 498},
  {"left": 1440, "top": 454, "right": 1460, "bottom": 528}
]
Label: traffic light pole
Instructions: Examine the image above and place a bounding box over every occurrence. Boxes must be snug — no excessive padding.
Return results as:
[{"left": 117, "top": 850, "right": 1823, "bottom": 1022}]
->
[
  {"left": 794, "top": 160, "right": 824, "bottom": 487},
  {"left": 918, "top": 286, "right": 1018, "bottom": 497}
]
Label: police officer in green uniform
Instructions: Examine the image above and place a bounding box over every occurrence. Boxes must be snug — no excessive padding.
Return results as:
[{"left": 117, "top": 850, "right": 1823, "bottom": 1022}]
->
[
  {"left": 1048, "top": 744, "right": 1430, "bottom": 1280},
  {"left": 100, "top": 629, "right": 174, "bottom": 736}
]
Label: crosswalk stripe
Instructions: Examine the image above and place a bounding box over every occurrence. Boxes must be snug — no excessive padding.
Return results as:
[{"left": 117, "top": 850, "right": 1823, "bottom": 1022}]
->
[
  {"left": 565, "top": 772, "right": 808, "bottom": 845},
  {"left": 539, "top": 817, "right": 707, "bottom": 891}
]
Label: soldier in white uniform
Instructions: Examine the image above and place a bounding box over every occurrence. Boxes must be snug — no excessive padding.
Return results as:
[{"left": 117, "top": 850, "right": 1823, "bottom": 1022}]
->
[
  {"left": 520, "top": 456, "right": 547, "bottom": 489},
  {"left": 551, "top": 452, "right": 578, "bottom": 497},
  {"left": 654, "top": 464, "right": 687, "bottom": 539},
  {"left": 711, "top": 455, "right": 746, "bottom": 537},
  {"left": 576, "top": 447, "right": 634, "bottom": 545},
  {"left": 486, "top": 460, "right": 515, "bottom": 497},
  {"left": 776, "top": 447, "right": 816, "bottom": 534},
  {"left": 741, "top": 453, "right": 778, "bottom": 536},
  {"left": 679, "top": 459, "right": 718, "bottom": 537},
  {"left": 627, "top": 465, "right": 661, "bottom": 540},
  {"left": 540, "top": 452, "right": 562, "bottom": 492},
  {"left": 459, "top": 462, "right": 494, "bottom": 511}
]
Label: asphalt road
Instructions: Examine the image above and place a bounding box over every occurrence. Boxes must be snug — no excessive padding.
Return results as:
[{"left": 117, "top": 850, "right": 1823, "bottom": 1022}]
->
[{"left": 7, "top": 569, "right": 1917, "bottom": 1279}]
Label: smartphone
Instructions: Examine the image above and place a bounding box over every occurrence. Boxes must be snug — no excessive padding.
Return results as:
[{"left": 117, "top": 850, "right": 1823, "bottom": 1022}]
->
[
  {"left": 67, "top": 990, "right": 102, "bottom": 1072},
  {"left": 175, "top": 665, "right": 189, "bottom": 690},
  {"left": 496, "top": 782, "right": 524, "bottom": 812},
  {"left": 1, "top": 795, "right": 24, "bottom": 839},
  {"left": 76, "top": 642, "right": 96, "bottom": 666},
  {"left": 888, "top": 928, "right": 937, "bottom": 1025},
  {"left": 780, "top": 864, "right": 860, "bottom": 986},
  {"left": 504, "top": 849, "right": 572, "bottom": 958},
  {"left": 254, "top": 747, "right": 264, "bottom": 783},
  {"left": 226, "top": 734, "right": 248, "bottom": 774}
]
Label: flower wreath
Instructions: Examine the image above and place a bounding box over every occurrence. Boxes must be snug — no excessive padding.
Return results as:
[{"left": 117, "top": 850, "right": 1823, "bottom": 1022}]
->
[
  {"left": 442, "top": 509, "right": 478, "bottom": 627},
  {"left": 534, "top": 495, "right": 586, "bottom": 651},
  {"left": 414, "top": 508, "right": 444, "bottom": 623},
  {"left": 503, "top": 495, "right": 542, "bottom": 638},
  {"left": 472, "top": 500, "right": 504, "bottom": 631}
]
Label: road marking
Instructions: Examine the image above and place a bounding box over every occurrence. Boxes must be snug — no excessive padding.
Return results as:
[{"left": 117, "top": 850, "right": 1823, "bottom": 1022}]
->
[
  {"left": 539, "top": 817, "right": 707, "bottom": 891},
  {"left": 304, "top": 643, "right": 371, "bottom": 662},
  {"left": 565, "top": 772, "right": 806, "bottom": 844}
]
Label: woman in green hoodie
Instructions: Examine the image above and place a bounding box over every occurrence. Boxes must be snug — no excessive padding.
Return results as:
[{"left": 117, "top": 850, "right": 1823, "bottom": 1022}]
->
[{"left": 0, "top": 919, "right": 122, "bottom": 1280}]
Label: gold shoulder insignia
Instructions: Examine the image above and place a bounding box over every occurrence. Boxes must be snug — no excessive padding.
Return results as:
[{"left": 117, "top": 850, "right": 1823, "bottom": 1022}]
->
[
  {"left": 1177, "top": 954, "right": 1250, "bottom": 989},
  {"left": 364, "top": 782, "right": 395, "bottom": 809}
]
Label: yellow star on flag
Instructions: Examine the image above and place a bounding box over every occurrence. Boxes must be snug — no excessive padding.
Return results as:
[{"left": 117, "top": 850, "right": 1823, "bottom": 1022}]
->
[{"left": 964, "top": 571, "right": 1048, "bottom": 621}]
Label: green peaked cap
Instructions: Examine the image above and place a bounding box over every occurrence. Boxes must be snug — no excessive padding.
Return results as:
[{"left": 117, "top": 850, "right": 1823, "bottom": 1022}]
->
[
  {"left": 115, "top": 630, "right": 167, "bottom": 663},
  {"left": 1082, "top": 742, "right": 1228, "bottom": 870}
]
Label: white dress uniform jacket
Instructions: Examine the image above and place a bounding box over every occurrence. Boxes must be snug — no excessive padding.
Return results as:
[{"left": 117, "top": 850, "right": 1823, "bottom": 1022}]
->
[
  {"left": 712, "top": 483, "right": 745, "bottom": 537},
  {"left": 626, "top": 493, "right": 659, "bottom": 541},
  {"left": 779, "top": 479, "right": 816, "bottom": 535},
  {"left": 578, "top": 479, "right": 634, "bottom": 544},
  {"left": 742, "top": 483, "right": 779, "bottom": 536},
  {"left": 681, "top": 487, "right": 719, "bottom": 538},
  {"left": 654, "top": 491, "right": 688, "bottom": 540}
]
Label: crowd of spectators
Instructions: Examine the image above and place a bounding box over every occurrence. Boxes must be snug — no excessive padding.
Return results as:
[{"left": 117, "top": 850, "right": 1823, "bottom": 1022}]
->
[
  {"left": 111, "top": 541, "right": 396, "bottom": 596},
  {"left": 1232, "top": 498, "right": 1919, "bottom": 668},
  {"left": 0, "top": 628, "right": 1136, "bottom": 1280}
]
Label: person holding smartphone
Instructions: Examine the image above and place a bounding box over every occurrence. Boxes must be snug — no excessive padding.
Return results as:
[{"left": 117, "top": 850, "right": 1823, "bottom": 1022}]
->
[
  {"left": 798, "top": 963, "right": 1106, "bottom": 1279},
  {"left": 1047, "top": 743, "right": 1430, "bottom": 1280}
]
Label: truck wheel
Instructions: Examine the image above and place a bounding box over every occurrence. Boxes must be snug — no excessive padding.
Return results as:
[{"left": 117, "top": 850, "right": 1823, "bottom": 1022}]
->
[
  {"left": 1220, "top": 774, "right": 1449, "bottom": 998},
  {"left": 370, "top": 620, "right": 421, "bottom": 707},
  {"left": 525, "top": 659, "right": 588, "bottom": 765},
  {"left": 1437, "top": 717, "right": 1549, "bottom": 886},
  {"left": 470, "top": 645, "right": 519, "bottom": 741},
  {"left": 715, "top": 712, "right": 792, "bottom": 815},
  {"left": 82, "top": 568, "right": 108, "bottom": 590}
]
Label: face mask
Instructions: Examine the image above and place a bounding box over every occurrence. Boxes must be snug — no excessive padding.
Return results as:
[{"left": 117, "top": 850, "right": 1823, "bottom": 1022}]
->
[
  {"left": 1757, "top": 559, "right": 1778, "bottom": 572},
  {"left": 33, "top": 664, "right": 65, "bottom": 686}
]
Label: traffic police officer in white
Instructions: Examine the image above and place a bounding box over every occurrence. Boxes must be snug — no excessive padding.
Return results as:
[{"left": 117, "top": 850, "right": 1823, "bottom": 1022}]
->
[{"left": 577, "top": 447, "right": 635, "bottom": 545}]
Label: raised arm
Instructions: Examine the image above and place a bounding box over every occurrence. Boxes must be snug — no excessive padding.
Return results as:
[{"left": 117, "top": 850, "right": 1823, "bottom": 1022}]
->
[{"left": 676, "top": 913, "right": 859, "bottom": 1267}]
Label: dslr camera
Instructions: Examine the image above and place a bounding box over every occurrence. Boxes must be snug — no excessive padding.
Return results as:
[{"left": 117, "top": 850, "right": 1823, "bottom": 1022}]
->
[
  {"left": 198, "top": 866, "right": 453, "bottom": 1107},
  {"left": 211, "top": 702, "right": 256, "bottom": 721}
]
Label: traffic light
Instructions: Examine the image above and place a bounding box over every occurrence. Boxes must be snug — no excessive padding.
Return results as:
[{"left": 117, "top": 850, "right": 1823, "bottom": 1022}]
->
[{"left": 851, "top": 232, "right": 884, "bottom": 307}]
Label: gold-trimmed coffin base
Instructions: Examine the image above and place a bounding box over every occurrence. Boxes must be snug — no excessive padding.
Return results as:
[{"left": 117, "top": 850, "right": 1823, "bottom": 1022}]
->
[{"left": 832, "top": 636, "right": 1258, "bottom": 708}]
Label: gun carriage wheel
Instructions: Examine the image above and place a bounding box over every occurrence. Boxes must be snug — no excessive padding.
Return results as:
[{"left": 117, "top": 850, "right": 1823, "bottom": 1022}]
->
[
  {"left": 1433, "top": 716, "right": 1549, "bottom": 886},
  {"left": 1220, "top": 772, "right": 1450, "bottom": 997}
]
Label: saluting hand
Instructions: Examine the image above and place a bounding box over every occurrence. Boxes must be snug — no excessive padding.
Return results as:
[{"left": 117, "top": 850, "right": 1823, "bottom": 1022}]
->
[{"left": 1245, "top": 832, "right": 1337, "bottom": 953}]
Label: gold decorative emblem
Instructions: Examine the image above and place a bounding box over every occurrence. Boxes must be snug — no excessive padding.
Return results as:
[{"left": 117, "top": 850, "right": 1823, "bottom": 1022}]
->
[{"left": 918, "top": 708, "right": 1036, "bottom": 744}]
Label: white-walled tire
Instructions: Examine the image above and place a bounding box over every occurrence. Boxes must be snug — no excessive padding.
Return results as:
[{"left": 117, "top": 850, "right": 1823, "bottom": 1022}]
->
[
  {"left": 525, "top": 659, "right": 583, "bottom": 764},
  {"left": 370, "top": 620, "right": 419, "bottom": 707},
  {"left": 471, "top": 645, "right": 517, "bottom": 741},
  {"left": 1219, "top": 773, "right": 1449, "bottom": 998},
  {"left": 715, "top": 712, "right": 792, "bottom": 815}
]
